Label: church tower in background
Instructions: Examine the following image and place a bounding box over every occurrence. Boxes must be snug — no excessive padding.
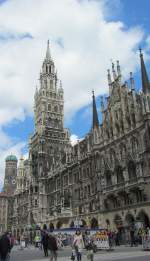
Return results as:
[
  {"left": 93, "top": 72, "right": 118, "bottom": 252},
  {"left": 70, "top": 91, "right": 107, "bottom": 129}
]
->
[{"left": 3, "top": 155, "right": 18, "bottom": 195}]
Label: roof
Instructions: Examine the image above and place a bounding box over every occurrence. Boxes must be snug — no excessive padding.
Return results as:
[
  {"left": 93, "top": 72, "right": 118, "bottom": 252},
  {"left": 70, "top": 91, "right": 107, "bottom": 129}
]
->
[
  {"left": 0, "top": 192, "right": 8, "bottom": 197},
  {"left": 5, "top": 155, "right": 17, "bottom": 162}
]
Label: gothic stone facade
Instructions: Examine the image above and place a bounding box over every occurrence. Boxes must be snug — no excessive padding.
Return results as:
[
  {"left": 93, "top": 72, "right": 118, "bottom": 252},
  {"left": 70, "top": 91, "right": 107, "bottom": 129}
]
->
[{"left": 12, "top": 44, "right": 150, "bottom": 235}]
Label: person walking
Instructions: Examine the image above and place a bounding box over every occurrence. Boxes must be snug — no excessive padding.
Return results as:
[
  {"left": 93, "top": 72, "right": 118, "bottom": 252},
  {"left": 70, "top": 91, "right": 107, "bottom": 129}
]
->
[
  {"left": 48, "top": 233, "right": 58, "bottom": 261},
  {"left": 42, "top": 231, "right": 49, "bottom": 257},
  {"left": 73, "top": 230, "right": 84, "bottom": 261},
  {"left": 0, "top": 233, "right": 11, "bottom": 261},
  {"left": 130, "top": 225, "right": 135, "bottom": 247}
]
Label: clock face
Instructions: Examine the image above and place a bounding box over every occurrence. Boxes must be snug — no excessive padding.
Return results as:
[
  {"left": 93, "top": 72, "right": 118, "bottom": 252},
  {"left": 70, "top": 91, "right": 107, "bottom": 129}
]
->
[{"left": 12, "top": 179, "right": 16, "bottom": 185}]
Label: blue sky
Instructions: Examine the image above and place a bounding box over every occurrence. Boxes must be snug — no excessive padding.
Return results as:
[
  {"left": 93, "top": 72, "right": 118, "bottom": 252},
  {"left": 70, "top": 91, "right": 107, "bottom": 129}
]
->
[{"left": 0, "top": 0, "right": 150, "bottom": 187}]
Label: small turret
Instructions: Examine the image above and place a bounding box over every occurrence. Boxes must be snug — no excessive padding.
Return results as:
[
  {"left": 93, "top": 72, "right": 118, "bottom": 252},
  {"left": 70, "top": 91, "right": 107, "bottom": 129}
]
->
[
  {"left": 117, "top": 60, "right": 121, "bottom": 79},
  {"left": 130, "top": 72, "right": 135, "bottom": 91},
  {"left": 112, "top": 62, "right": 117, "bottom": 80},
  {"left": 107, "top": 69, "right": 112, "bottom": 96}
]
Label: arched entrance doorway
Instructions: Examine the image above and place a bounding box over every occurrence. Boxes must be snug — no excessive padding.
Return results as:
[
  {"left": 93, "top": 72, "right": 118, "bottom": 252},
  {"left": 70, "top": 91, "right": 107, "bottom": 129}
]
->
[
  {"left": 114, "top": 214, "right": 124, "bottom": 244},
  {"left": 91, "top": 218, "right": 98, "bottom": 229},
  {"left": 56, "top": 221, "right": 63, "bottom": 229},
  {"left": 43, "top": 224, "right": 47, "bottom": 230},
  {"left": 70, "top": 221, "right": 74, "bottom": 228},
  {"left": 81, "top": 219, "right": 87, "bottom": 228},
  {"left": 125, "top": 213, "right": 135, "bottom": 227},
  {"left": 49, "top": 223, "right": 54, "bottom": 232},
  {"left": 136, "top": 210, "right": 150, "bottom": 228}
]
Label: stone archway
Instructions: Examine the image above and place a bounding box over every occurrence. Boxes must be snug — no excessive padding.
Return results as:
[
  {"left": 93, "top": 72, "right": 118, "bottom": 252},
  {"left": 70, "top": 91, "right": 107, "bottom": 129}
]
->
[
  {"left": 49, "top": 223, "right": 54, "bottom": 232},
  {"left": 81, "top": 219, "right": 87, "bottom": 228},
  {"left": 70, "top": 221, "right": 74, "bottom": 228},
  {"left": 106, "top": 219, "right": 110, "bottom": 229},
  {"left": 56, "top": 221, "right": 63, "bottom": 229},
  {"left": 125, "top": 213, "right": 135, "bottom": 227},
  {"left": 91, "top": 218, "right": 98, "bottom": 229},
  {"left": 114, "top": 214, "right": 123, "bottom": 228},
  {"left": 136, "top": 210, "right": 150, "bottom": 228},
  {"left": 43, "top": 224, "right": 47, "bottom": 230}
]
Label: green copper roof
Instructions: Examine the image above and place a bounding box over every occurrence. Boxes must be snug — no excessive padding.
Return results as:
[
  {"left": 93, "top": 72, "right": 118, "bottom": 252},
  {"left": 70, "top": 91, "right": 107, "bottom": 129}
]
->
[{"left": 5, "top": 155, "right": 18, "bottom": 161}]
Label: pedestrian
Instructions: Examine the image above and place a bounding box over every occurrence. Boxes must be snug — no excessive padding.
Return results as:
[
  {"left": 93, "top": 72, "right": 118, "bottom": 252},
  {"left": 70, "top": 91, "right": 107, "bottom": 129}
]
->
[
  {"left": 0, "top": 232, "right": 11, "bottom": 261},
  {"left": 130, "top": 225, "right": 135, "bottom": 247},
  {"left": 42, "top": 231, "right": 49, "bottom": 257},
  {"left": 85, "top": 235, "right": 95, "bottom": 261},
  {"left": 73, "top": 230, "right": 84, "bottom": 261},
  {"left": 48, "top": 233, "right": 58, "bottom": 261}
]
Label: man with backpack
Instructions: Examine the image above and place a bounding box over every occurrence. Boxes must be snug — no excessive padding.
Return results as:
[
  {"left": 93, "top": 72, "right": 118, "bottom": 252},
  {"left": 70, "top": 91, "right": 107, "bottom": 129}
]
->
[{"left": 48, "top": 233, "right": 58, "bottom": 261}]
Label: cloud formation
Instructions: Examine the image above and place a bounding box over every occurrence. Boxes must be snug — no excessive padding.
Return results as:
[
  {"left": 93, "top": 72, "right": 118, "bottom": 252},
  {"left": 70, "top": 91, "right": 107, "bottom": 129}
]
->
[
  {"left": 0, "top": 0, "right": 149, "bottom": 186},
  {"left": 0, "top": 0, "right": 147, "bottom": 125}
]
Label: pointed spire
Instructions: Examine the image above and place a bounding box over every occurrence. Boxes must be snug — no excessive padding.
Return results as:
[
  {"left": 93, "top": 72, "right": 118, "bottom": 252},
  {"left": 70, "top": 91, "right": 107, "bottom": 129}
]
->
[
  {"left": 60, "top": 80, "right": 63, "bottom": 89},
  {"left": 107, "top": 69, "right": 112, "bottom": 95},
  {"left": 117, "top": 60, "right": 121, "bottom": 77},
  {"left": 46, "top": 40, "right": 51, "bottom": 60},
  {"left": 112, "top": 62, "right": 117, "bottom": 80},
  {"left": 139, "top": 47, "right": 150, "bottom": 94},
  {"left": 107, "top": 69, "right": 112, "bottom": 85},
  {"left": 130, "top": 72, "right": 135, "bottom": 91},
  {"left": 92, "top": 90, "right": 99, "bottom": 128}
]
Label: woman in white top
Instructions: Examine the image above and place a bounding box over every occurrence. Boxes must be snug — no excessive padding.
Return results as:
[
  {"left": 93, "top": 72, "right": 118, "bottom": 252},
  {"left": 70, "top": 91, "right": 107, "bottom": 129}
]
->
[{"left": 73, "top": 230, "right": 84, "bottom": 261}]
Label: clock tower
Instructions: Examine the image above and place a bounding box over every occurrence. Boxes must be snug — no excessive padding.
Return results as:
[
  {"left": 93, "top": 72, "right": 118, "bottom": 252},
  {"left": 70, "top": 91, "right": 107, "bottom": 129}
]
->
[{"left": 3, "top": 155, "right": 18, "bottom": 195}]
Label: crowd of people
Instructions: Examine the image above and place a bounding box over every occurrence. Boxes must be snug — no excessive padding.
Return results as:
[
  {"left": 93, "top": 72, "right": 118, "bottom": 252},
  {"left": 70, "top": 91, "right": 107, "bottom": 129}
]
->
[{"left": 0, "top": 226, "right": 150, "bottom": 261}]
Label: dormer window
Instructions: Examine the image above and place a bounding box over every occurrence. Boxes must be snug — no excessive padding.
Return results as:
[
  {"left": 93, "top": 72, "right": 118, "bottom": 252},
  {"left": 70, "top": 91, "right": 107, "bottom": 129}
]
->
[{"left": 48, "top": 104, "right": 51, "bottom": 111}]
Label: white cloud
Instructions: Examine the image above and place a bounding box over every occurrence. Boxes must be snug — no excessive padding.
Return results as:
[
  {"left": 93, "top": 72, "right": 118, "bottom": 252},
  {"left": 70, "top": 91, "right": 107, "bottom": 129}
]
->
[
  {"left": 0, "top": 0, "right": 148, "bottom": 186},
  {"left": 0, "top": 0, "right": 147, "bottom": 126},
  {"left": 70, "top": 134, "right": 79, "bottom": 146}
]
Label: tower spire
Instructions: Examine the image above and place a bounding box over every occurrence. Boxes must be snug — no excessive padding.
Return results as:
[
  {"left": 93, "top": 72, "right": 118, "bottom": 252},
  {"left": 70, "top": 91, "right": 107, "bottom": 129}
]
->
[
  {"left": 92, "top": 90, "right": 99, "bottom": 128},
  {"left": 139, "top": 48, "right": 150, "bottom": 94},
  {"left": 46, "top": 40, "right": 51, "bottom": 60},
  {"left": 112, "top": 62, "right": 117, "bottom": 80}
]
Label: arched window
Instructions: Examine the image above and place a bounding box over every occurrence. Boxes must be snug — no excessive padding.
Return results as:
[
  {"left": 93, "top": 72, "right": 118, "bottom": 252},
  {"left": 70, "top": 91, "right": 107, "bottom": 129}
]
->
[
  {"left": 50, "top": 80, "right": 53, "bottom": 89},
  {"left": 91, "top": 218, "right": 98, "bottom": 229},
  {"left": 147, "top": 96, "right": 150, "bottom": 110},
  {"left": 48, "top": 104, "right": 51, "bottom": 111},
  {"left": 110, "top": 149, "right": 116, "bottom": 169},
  {"left": 143, "top": 126, "right": 150, "bottom": 150},
  {"left": 120, "top": 144, "right": 126, "bottom": 160},
  {"left": 116, "top": 166, "right": 124, "bottom": 183},
  {"left": 95, "top": 153, "right": 100, "bottom": 170},
  {"left": 105, "top": 170, "right": 112, "bottom": 186},
  {"left": 131, "top": 137, "right": 138, "bottom": 155},
  {"left": 128, "top": 161, "right": 137, "bottom": 180},
  {"left": 126, "top": 115, "right": 131, "bottom": 129},
  {"left": 54, "top": 106, "right": 58, "bottom": 112}
]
